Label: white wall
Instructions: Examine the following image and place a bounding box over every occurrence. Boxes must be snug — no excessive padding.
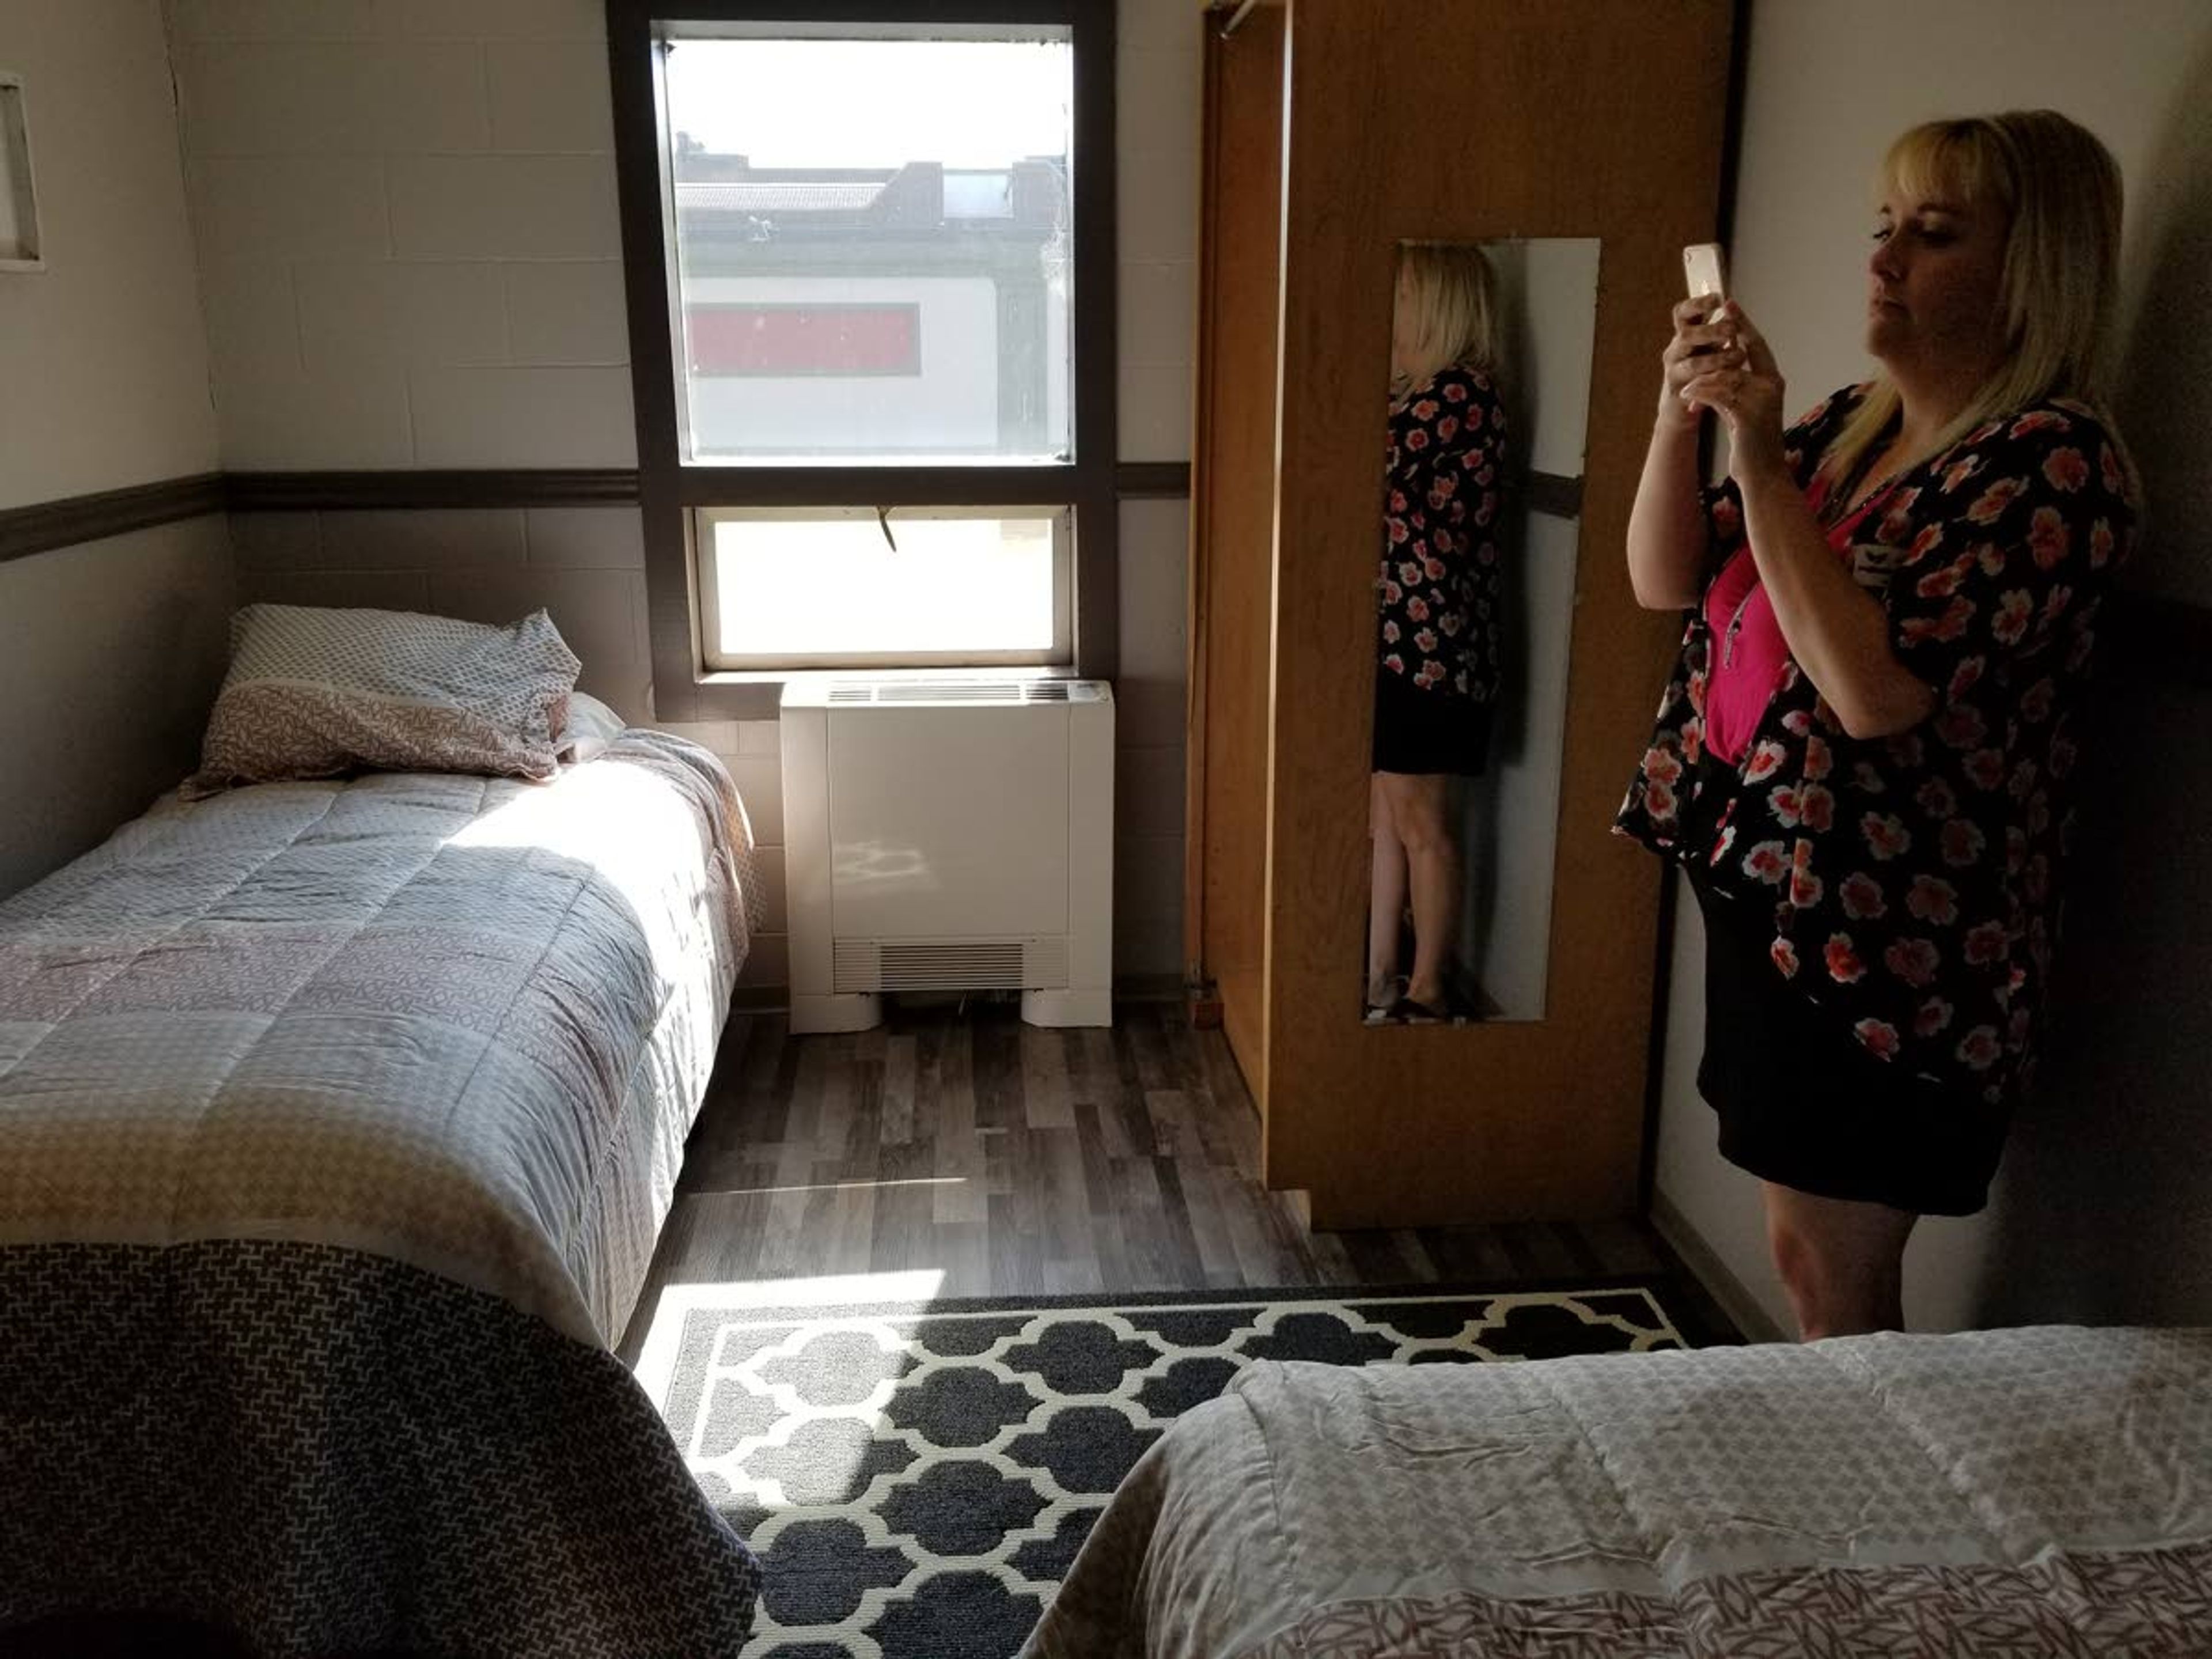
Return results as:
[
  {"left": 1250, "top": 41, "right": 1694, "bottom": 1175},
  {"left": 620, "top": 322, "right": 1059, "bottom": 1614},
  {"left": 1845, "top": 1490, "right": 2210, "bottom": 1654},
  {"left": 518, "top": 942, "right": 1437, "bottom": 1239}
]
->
[
  {"left": 1109, "top": 0, "right": 1202, "bottom": 980},
  {"left": 0, "top": 0, "right": 230, "bottom": 900},
  {"left": 170, "top": 0, "right": 632, "bottom": 472},
  {"left": 0, "top": 0, "right": 219, "bottom": 504},
  {"left": 1460, "top": 238, "right": 1597, "bottom": 1018},
  {"left": 1653, "top": 0, "right": 2212, "bottom": 1338},
  {"left": 0, "top": 524, "right": 234, "bottom": 898},
  {"left": 169, "top": 0, "right": 1203, "bottom": 987}
]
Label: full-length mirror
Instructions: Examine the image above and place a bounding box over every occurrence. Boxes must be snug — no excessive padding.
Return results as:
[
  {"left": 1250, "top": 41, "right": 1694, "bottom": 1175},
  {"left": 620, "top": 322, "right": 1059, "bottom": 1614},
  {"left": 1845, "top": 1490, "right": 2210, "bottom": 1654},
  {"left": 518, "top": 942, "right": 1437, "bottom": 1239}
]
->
[{"left": 1363, "top": 238, "right": 1599, "bottom": 1025}]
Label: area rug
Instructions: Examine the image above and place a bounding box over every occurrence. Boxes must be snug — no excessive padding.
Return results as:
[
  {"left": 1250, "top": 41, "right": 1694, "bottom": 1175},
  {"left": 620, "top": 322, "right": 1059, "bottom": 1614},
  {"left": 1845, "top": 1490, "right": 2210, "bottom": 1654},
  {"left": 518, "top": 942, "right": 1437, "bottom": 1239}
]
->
[{"left": 643, "top": 1280, "right": 1699, "bottom": 1658}]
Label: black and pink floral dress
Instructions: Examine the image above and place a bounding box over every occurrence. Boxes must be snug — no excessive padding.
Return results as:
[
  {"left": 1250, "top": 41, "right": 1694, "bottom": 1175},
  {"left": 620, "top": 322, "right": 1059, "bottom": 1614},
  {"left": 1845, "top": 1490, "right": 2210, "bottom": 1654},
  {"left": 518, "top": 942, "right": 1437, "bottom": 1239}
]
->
[
  {"left": 1373, "top": 364, "right": 1509, "bottom": 775},
  {"left": 1617, "top": 384, "right": 2138, "bottom": 1145}
]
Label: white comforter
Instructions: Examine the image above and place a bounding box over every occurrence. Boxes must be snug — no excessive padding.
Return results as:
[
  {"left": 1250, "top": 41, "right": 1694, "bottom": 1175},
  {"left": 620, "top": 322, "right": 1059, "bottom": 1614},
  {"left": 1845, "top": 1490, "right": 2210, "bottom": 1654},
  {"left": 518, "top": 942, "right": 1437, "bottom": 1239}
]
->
[
  {"left": 0, "top": 732, "right": 759, "bottom": 1346},
  {"left": 1027, "top": 1325, "right": 2212, "bottom": 1657}
]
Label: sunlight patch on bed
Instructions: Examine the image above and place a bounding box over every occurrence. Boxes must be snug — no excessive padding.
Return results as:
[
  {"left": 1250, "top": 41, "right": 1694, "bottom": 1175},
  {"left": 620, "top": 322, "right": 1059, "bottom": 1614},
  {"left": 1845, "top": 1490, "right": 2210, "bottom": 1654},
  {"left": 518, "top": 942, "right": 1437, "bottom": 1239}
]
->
[{"left": 443, "top": 763, "right": 706, "bottom": 982}]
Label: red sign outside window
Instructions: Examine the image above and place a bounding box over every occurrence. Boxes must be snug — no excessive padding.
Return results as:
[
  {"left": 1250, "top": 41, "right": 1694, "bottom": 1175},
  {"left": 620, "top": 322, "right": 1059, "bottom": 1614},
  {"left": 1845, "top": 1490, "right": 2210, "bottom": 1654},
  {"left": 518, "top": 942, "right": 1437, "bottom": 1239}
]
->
[{"left": 687, "top": 305, "right": 921, "bottom": 376}]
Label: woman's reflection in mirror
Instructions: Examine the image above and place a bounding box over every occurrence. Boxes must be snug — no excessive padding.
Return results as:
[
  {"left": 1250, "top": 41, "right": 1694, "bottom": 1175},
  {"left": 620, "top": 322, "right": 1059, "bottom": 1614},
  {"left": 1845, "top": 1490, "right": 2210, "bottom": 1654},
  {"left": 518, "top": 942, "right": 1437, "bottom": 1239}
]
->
[{"left": 1369, "top": 244, "right": 1511, "bottom": 1024}]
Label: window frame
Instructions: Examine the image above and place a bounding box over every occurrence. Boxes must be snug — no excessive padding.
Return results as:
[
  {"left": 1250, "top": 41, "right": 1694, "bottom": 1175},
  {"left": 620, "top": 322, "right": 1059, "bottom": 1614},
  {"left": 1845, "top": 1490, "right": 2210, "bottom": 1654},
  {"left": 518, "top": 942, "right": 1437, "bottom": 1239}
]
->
[
  {"left": 606, "top": 0, "right": 1118, "bottom": 721},
  {"left": 695, "top": 503, "right": 1074, "bottom": 671}
]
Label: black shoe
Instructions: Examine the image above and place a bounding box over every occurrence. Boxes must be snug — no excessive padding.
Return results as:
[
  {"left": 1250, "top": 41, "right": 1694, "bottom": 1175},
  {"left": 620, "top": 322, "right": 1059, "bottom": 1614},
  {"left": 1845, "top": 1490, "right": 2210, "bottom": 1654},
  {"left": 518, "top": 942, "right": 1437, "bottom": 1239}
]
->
[
  {"left": 1365, "top": 976, "right": 1407, "bottom": 1025},
  {"left": 1390, "top": 995, "right": 1449, "bottom": 1025}
]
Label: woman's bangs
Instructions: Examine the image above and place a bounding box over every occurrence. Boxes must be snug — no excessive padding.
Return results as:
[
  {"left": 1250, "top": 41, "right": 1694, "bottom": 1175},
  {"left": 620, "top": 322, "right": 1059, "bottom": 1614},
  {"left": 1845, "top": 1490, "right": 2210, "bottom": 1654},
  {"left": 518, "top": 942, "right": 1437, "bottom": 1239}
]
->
[{"left": 1883, "top": 124, "right": 2002, "bottom": 217}]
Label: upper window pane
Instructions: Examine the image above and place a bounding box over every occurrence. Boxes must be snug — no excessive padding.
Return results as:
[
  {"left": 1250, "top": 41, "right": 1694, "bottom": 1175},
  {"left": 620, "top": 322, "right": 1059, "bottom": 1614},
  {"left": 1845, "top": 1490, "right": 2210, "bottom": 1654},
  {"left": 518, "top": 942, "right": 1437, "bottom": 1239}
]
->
[{"left": 661, "top": 31, "right": 1075, "bottom": 466}]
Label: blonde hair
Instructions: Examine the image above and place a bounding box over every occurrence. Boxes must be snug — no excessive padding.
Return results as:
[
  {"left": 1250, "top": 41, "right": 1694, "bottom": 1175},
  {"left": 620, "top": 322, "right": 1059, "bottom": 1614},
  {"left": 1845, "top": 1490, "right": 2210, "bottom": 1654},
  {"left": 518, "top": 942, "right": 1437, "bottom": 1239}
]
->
[
  {"left": 1392, "top": 242, "right": 1499, "bottom": 396},
  {"left": 1824, "top": 110, "right": 2123, "bottom": 495}
]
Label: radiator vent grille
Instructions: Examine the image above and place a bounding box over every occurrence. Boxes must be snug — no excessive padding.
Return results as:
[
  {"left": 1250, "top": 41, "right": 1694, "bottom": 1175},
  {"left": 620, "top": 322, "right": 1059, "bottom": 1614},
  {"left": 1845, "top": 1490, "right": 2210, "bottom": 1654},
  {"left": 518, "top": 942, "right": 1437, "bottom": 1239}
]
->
[
  {"left": 834, "top": 936, "right": 1070, "bottom": 993},
  {"left": 825, "top": 680, "right": 1073, "bottom": 706}
]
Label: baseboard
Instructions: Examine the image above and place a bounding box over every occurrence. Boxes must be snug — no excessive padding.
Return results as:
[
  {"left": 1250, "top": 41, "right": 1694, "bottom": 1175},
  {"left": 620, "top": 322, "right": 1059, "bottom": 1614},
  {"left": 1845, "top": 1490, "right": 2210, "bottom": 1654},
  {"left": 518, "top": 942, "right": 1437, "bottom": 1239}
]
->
[
  {"left": 1649, "top": 1190, "right": 1788, "bottom": 1344},
  {"left": 1113, "top": 973, "right": 1186, "bottom": 1003},
  {"left": 730, "top": 975, "right": 1188, "bottom": 1017}
]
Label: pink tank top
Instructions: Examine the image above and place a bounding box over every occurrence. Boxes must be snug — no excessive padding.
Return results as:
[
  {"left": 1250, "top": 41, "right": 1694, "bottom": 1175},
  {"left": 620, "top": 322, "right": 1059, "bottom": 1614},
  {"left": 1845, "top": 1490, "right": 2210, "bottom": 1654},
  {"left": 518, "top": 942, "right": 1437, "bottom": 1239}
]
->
[{"left": 1700, "top": 477, "right": 1885, "bottom": 767}]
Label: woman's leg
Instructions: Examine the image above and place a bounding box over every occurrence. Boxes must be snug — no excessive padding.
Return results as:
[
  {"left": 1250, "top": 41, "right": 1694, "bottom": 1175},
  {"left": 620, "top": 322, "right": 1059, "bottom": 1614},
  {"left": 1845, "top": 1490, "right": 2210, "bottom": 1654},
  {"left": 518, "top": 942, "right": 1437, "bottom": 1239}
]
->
[
  {"left": 1378, "top": 772, "right": 1459, "bottom": 1009},
  {"left": 1761, "top": 1182, "right": 1919, "bottom": 1339},
  {"left": 1368, "top": 773, "right": 1408, "bottom": 1003}
]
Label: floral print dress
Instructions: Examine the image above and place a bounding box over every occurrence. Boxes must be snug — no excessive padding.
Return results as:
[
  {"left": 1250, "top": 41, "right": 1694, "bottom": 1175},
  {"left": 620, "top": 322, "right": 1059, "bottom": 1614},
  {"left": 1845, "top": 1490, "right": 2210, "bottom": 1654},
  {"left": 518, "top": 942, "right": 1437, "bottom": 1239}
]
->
[
  {"left": 1378, "top": 364, "right": 1509, "bottom": 701},
  {"left": 1616, "top": 384, "right": 2139, "bottom": 1108}
]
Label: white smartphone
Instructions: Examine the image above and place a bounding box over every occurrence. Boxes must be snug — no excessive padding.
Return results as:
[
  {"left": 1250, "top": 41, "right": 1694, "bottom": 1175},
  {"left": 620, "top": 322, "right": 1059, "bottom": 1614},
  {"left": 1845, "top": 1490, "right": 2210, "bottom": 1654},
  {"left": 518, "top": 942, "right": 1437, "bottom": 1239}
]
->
[{"left": 1682, "top": 243, "right": 1728, "bottom": 319}]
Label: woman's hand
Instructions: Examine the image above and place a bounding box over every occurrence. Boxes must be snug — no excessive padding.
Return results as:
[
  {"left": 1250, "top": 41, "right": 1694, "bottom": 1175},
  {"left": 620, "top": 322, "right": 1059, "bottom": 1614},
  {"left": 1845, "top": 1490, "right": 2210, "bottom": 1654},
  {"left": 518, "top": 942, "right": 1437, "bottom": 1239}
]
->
[
  {"left": 1658, "top": 295, "right": 1741, "bottom": 433},
  {"left": 1628, "top": 297, "right": 1732, "bottom": 609},
  {"left": 1679, "top": 301, "right": 1788, "bottom": 486}
]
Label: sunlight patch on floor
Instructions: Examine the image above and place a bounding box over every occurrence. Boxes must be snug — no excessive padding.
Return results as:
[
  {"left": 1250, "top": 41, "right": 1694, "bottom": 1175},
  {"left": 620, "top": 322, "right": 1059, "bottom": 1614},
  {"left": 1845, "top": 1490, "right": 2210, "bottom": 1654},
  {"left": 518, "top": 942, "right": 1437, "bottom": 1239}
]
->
[
  {"left": 686, "top": 1176, "right": 969, "bottom": 1198},
  {"left": 631, "top": 1268, "right": 948, "bottom": 1412}
]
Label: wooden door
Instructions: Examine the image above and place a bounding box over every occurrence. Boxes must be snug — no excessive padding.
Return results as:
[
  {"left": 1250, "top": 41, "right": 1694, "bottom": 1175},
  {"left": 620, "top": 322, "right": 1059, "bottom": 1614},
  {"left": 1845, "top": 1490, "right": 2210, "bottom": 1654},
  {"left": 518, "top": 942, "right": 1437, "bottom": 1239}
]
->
[
  {"left": 1185, "top": 3, "right": 1287, "bottom": 1111},
  {"left": 1189, "top": 0, "right": 1738, "bottom": 1226}
]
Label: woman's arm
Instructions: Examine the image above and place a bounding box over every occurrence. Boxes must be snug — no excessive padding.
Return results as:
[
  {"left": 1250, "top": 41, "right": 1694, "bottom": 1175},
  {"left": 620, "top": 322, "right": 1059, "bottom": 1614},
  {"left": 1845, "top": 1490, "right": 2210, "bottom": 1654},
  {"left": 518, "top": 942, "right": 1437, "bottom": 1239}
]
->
[
  {"left": 1736, "top": 465, "right": 1936, "bottom": 739},
  {"left": 1683, "top": 305, "right": 1934, "bottom": 740},
  {"left": 1626, "top": 416, "right": 1708, "bottom": 610},
  {"left": 1626, "top": 297, "right": 1740, "bottom": 611}
]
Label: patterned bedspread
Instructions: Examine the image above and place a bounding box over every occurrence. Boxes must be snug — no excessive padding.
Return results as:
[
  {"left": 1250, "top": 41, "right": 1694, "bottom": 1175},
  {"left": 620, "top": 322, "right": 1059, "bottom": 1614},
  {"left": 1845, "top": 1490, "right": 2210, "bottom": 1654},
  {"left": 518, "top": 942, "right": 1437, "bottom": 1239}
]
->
[
  {"left": 1025, "top": 1325, "right": 2212, "bottom": 1658},
  {"left": 0, "top": 734, "right": 767, "bottom": 1654}
]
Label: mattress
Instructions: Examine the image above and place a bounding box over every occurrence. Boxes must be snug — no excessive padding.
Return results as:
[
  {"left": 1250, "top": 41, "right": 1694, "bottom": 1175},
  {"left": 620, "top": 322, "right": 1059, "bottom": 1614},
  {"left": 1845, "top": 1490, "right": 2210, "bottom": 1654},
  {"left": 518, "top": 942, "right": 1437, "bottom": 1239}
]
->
[
  {"left": 1025, "top": 1325, "right": 2212, "bottom": 1657},
  {"left": 0, "top": 733, "right": 768, "bottom": 1655},
  {"left": 0, "top": 730, "right": 760, "bottom": 1344}
]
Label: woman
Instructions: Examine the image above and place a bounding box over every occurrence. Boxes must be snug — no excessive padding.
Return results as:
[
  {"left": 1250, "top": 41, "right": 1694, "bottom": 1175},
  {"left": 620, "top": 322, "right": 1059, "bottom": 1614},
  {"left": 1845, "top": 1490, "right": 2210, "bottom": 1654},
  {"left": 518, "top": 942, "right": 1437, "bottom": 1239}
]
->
[
  {"left": 1617, "top": 112, "right": 2139, "bottom": 1338},
  {"left": 1369, "top": 243, "right": 1510, "bottom": 1024}
]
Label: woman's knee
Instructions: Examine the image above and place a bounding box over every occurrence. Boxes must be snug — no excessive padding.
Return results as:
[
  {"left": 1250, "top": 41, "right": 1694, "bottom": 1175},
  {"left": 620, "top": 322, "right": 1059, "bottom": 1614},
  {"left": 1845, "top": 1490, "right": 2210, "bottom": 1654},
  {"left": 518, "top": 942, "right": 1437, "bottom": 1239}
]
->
[
  {"left": 1766, "top": 1211, "right": 1828, "bottom": 1305},
  {"left": 1763, "top": 1192, "right": 1910, "bottom": 1339},
  {"left": 1381, "top": 777, "right": 1453, "bottom": 855},
  {"left": 1768, "top": 1229, "right": 1856, "bottom": 1338}
]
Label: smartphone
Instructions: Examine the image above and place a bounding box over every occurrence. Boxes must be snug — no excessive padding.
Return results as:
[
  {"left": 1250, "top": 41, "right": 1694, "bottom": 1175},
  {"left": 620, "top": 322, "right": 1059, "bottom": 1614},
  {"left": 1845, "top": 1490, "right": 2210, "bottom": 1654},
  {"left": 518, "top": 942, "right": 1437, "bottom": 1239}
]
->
[{"left": 1682, "top": 243, "right": 1728, "bottom": 319}]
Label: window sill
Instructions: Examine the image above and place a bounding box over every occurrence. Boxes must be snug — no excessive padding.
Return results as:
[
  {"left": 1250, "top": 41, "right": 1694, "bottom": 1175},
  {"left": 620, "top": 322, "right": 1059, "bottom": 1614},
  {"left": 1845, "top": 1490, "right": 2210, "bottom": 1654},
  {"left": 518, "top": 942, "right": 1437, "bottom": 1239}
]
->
[{"left": 675, "top": 664, "right": 1080, "bottom": 721}]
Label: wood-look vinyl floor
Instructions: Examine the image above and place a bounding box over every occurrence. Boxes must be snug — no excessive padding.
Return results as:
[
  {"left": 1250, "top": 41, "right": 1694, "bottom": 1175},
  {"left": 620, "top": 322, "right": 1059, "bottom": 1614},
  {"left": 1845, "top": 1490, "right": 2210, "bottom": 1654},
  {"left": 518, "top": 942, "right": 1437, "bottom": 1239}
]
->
[{"left": 619, "top": 1001, "right": 1738, "bottom": 1362}]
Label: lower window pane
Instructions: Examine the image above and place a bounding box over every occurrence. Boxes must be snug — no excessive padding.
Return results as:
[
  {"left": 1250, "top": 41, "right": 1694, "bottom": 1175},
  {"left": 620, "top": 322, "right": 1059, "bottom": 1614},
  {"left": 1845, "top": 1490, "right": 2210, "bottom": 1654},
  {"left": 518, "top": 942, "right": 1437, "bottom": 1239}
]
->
[{"left": 703, "top": 509, "right": 1065, "bottom": 667}]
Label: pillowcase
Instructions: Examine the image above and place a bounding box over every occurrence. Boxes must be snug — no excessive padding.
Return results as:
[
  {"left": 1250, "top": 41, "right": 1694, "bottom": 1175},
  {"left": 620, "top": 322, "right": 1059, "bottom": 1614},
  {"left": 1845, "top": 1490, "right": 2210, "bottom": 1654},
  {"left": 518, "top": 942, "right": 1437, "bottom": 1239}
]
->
[
  {"left": 559, "top": 691, "right": 627, "bottom": 764},
  {"left": 184, "top": 604, "right": 582, "bottom": 799}
]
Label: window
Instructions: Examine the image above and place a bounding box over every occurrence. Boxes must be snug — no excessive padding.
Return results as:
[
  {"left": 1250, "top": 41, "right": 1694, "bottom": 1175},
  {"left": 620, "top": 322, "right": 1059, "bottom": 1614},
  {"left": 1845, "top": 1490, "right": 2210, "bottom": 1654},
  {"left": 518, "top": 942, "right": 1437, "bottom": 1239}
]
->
[
  {"left": 664, "top": 30, "right": 1072, "bottom": 463},
  {"left": 608, "top": 2, "right": 1116, "bottom": 718},
  {"left": 698, "top": 507, "right": 1070, "bottom": 668}
]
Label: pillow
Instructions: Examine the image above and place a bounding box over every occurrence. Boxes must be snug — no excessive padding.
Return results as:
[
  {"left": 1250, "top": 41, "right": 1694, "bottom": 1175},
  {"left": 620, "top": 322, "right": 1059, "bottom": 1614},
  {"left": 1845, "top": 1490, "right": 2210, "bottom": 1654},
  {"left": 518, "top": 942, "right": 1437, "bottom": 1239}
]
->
[
  {"left": 559, "top": 691, "right": 627, "bottom": 764},
  {"left": 184, "top": 604, "right": 582, "bottom": 798}
]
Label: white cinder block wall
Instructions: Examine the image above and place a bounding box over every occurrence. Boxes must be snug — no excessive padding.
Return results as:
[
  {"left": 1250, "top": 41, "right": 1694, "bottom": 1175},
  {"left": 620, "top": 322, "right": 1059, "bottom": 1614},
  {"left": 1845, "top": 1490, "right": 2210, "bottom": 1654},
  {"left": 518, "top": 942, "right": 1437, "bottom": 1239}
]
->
[
  {"left": 172, "top": 0, "right": 1202, "bottom": 993},
  {"left": 0, "top": 0, "right": 232, "bottom": 901},
  {"left": 1653, "top": 0, "right": 2212, "bottom": 1339},
  {"left": 1111, "top": 0, "right": 1203, "bottom": 984}
]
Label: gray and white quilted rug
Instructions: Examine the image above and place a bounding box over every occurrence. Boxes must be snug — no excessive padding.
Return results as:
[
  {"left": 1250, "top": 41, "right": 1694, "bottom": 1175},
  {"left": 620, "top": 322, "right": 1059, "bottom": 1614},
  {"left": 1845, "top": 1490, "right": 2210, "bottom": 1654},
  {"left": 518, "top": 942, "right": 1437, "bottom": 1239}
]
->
[{"left": 634, "top": 1277, "right": 1703, "bottom": 1658}]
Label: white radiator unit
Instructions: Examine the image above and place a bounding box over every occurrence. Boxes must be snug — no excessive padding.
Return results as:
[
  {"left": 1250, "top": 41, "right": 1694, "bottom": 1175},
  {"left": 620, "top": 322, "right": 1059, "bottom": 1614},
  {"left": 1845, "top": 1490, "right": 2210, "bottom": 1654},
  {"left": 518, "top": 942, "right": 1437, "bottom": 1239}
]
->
[{"left": 780, "top": 675, "right": 1115, "bottom": 1033}]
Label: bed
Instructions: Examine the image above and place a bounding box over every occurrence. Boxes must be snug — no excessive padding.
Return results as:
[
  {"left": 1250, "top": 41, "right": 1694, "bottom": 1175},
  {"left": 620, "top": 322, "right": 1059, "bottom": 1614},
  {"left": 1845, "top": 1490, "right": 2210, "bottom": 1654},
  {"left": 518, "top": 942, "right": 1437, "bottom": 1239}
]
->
[
  {"left": 1025, "top": 1324, "right": 2212, "bottom": 1657},
  {"left": 0, "top": 729, "right": 766, "bottom": 1656}
]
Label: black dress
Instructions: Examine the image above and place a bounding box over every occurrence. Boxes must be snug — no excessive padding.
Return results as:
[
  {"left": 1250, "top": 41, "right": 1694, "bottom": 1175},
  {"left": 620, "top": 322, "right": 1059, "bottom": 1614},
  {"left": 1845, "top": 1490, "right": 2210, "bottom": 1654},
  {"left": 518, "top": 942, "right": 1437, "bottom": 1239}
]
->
[{"left": 1681, "top": 751, "right": 2008, "bottom": 1217}]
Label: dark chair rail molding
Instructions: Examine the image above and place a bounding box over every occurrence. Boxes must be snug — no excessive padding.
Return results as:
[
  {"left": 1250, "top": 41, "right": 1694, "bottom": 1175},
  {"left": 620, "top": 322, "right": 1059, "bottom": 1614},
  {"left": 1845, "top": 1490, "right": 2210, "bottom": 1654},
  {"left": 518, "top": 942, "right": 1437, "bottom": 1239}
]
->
[
  {"left": 226, "top": 469, "right": 643, "bottom": 512},
  {"left": 1117, "top": 461, "right": 1195, "bottom": 498},
  {"left": 8, "top": 466, "right": 2203, "bottom": 691},
  {"left": 4, "top": 466, "right": 1196, "bottom": 561},
  {"left": 1525, "top": 470, "right": 1584, "bottom": 520},
  {"left": 230, "top": 464, "right": 1194, "bottom": 507},
  {"left": 0, "top": 473, "right": 227, "bottom": 564}
]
